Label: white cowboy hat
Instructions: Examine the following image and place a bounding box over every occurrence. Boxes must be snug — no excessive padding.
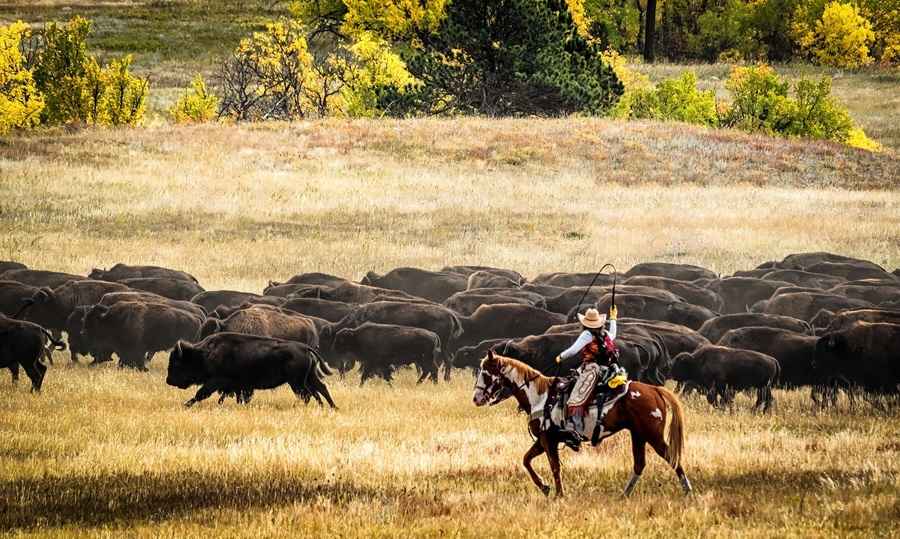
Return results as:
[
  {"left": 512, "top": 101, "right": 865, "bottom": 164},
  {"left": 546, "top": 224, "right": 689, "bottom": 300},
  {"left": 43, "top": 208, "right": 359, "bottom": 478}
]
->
[{"left": 577, "top": 308, "right": 607, "bottom": 329}]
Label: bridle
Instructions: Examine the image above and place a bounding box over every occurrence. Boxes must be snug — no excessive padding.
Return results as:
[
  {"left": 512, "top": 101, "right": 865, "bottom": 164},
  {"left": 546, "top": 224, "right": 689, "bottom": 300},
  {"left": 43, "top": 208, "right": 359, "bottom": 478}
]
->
[{"left": 475, "top": 359, "right": 540, "bottom": 408}]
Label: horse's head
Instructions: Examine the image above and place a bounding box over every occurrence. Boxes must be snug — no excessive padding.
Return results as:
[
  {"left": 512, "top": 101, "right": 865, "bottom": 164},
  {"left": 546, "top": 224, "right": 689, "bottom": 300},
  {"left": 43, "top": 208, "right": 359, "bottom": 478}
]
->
[{"left": 472, "top": 350, "right": 513, "bottom": 406}]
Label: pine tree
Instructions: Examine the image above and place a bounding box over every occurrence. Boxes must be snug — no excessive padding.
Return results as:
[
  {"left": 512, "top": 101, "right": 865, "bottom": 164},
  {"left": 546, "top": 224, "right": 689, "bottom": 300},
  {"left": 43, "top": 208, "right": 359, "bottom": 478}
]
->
[{"left": 388, "top": 0, "right": 623, "bottom": 116}]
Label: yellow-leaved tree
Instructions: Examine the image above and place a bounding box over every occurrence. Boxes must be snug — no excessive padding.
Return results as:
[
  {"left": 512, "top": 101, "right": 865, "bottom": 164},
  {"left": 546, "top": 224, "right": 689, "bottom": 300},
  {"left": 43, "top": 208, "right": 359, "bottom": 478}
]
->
[
  {"left": 0, "top": 21, "right": 44, "bottom": 135},
  {"left": 338, "top": 32, "right": 417, "bottom": 117},
  {"left": 793, "top": 1, "right": 876, "bottom": 68}
]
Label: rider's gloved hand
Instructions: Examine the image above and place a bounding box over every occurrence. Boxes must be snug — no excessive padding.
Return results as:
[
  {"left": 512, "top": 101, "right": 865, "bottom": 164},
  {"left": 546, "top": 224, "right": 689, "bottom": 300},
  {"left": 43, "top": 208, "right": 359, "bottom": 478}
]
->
[
  {"left": 609, "top": 305, "right": 618, "bottom": 320},
  {"left": 555, "top": 355, "right": 562, "bottom": 364}
]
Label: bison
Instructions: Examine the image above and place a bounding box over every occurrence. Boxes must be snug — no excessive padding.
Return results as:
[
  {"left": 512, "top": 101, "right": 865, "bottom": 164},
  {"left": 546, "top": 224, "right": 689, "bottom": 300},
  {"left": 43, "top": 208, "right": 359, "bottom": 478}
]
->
[
  {"left": 166, "top": 333, "right": 335, "bottom": 408},
  {"left": 625, "top": 275, "right": 724, "bottom": 311},
  {"left": 89, "top": 263, "right": 198, "bottom": 284},
  {"left": 191, "top": 290, "right": 264, "bottom": 313},
  {"left": 705, "top": 277, "right": 794, "bottom": 314},
  {"left": 279, "top": 297, "right": 355, "bottom": 323},
  {"left": 361, "top": 267, "right": 467, "bottom": 303},
  {"left": 697, "top": 313, "right": 813, "bottom": 343},
  {"left": 814, "top": 321, "right": 900, "bottom": 394},
  {"left": 455, "top": 303, "right": 566, "bottom": 350},
  {"left": 753, "top": 292, "right": 871, "bottom": 321},
  {"left": 83, "top": 301, "right": 204, "bottom": 370},
  {"left": 118, "top": 277, "right": 205, "bottom": 301},
  {"left": 624, "top": 262, "right": 716, "bottom": 282},
  {"left": 17, "top": 279, "right": 130, "bottom": 334},
  {"left": 466, "top": 271, "right": 522, "bottom": 290},
  {"left": 0, "top": 314, "right": 65, "bottom": 391},
  {"left": 198, "top": 304, "right": 318, "bottom": 348},
  {"left": 671, "top": 345, "right": 779, "bottom": 412},
  {"left": 330, "top": 322, "right": 441, "bottom": 385},
  {"left": 0, "top": 269, "right": 85, "bottom": 289}
]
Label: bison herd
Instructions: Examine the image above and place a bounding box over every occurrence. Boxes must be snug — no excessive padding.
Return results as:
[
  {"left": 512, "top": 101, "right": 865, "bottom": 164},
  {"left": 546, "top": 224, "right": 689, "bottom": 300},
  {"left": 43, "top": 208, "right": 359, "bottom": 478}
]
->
[{"left": 1, "top": 252, "right": 899, "bottom": 410}]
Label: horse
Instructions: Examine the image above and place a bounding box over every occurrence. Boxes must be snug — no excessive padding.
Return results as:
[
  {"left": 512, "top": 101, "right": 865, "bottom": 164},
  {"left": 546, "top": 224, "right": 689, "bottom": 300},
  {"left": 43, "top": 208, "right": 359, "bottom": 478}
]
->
[{"left": 473, "top": 350, "right": 693, "bottom": 498}]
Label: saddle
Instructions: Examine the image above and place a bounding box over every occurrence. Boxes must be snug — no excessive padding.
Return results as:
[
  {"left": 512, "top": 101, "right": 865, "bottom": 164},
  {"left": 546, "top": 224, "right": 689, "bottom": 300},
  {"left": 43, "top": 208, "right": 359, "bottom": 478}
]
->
[{"left": 543, "top": 366, "right": 629, "bottom": 445}]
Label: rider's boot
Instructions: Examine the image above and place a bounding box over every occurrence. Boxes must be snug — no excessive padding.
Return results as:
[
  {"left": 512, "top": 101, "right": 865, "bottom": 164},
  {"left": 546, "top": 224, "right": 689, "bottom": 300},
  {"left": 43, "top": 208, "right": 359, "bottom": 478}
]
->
[{"left": 561, "top": 415, "right": 585, "bottom": 451}]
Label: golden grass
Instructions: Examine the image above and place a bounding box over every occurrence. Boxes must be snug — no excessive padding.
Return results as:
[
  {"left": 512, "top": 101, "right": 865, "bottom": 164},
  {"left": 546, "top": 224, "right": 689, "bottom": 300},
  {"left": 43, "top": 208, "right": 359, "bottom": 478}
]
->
[
  {"left": 1, "top": 117, "right": 899, "bottom": 536},
  {"left": 1, "top": 361, "right": 898, "bottom": 537}
]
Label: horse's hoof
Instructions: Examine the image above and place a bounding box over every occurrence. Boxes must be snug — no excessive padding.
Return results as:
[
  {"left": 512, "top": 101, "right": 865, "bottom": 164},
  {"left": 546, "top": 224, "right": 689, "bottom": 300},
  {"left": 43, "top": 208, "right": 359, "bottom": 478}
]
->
[{"left": 539, "top": 485, "right": 550, "bottom": 497}]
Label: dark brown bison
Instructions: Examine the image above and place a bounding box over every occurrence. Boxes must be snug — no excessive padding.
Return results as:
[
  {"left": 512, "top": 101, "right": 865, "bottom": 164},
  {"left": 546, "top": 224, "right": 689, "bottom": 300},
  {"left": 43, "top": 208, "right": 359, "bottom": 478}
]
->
[
  {"left": 190, "top": 290, "right": 264, "bottom": 313},
  {"left": 0, "top": 314, "right": 65, "bottom": 391},
  {"left": 546, "top": 285, "right": 683, "bottom": 315},
  {"left": 717, "top": 327, "right": 821, "bottom": 391},
  {"left": 211, "top": 297, "right": 286, "bottom": 319},
  {"left": 443, "top": 293, "right": 540, "bottom": 316},
  {"left": 99, "top": 291, "right": 208, "bottom": 319},
  {"left": 0, "top": 269, "right": 85, "bottom": 289},
  {"left": 815, "top": 321, "right": 900, "bottom": 394},
  {"left": 811, "top": 308, "right": 900, "bottom": 334},
  {"left": 530, "top": 272, "right": 617, "bottom": 288},
  {"left": 198, "top": 304, "right": 318, "bottom": 347},
  {"left": 440, "top": 265, "right": 525, "bottom": 284},
  {"left": 330, "top": 322, "right": 441, "bottom": 385},
  {"left": 303, "top": 281, "right": 431, "bottom": 304},
  {"left": 706, "top": 277, "right": 794, "bottom": 314},
  {"left": 118, "top": 277, "right": 205, "bottom": 301},
  {"left": 753, "top": 292, "right": 872, "bottom": 321},
  {"left": 18, "top": 280, "right": 130, "bottom": 334},
  {"left": 624, "top": 262, "right": 716, "bottom": 282},
  {"left": 624, "top": 275, "right": 723, "bottom": 311},
  {"left": 83, "top": 301, "right": 204, "bottom": 370},
  {"left": 0, "top": 261, "right": 26, "bottom": 273},
  {"left": 765, "top": 252, "right": 884, "bottom": 272},
  {"left": 64, "top": 306, "right": 112, "bottom": 365},
  {"left": 573, "top": 293, "right": 716, "bottom": 330},
  {"left": 618, "top": 318, "right": 710, "bottom": 358},
  {"left": 360, "top": 267, "right": 467, "bottom": 303},
  {"left": 284, "top": 272, "right": 350, "bottom": 287},
  {"left": 671, "top": 345, "right": 779, "bottom": 412},
  {"left": 804, "top": 262, "right": 897, "bottom": 283},
  {"left": 263, "top": 282, "right": 328, "bottom": 297},
  {"left": 827, "top": 283, "right": 900, "bottom": 306},
  {"left": 697, "top": 313, "right": 813, "bottom": 343},
  {"left": 760, "top": 270, "right": 845, "bottom": 290},
  {"left": 89, "top": 263, "right": 198, "bottom": 284},
  {"left": 322, "top": 301, "right": 463, "bottom": 378},
  {"left": 452, "top": 338, "right": 508, "bottom": 370},
  {"left": 166, "top": 333, "right": 335, "bottom": 408},
  {"left": 279, "top": 297, "right": 355, "bottom": 323},
  {"left": 455, "top": 304, "right": 566, "bottom": 350},
  {"left": 466, "top": 271, "right": 522, "bottom": 289},
  {"left": 0, "top": 280, "right": 39, "bottom": 317}
]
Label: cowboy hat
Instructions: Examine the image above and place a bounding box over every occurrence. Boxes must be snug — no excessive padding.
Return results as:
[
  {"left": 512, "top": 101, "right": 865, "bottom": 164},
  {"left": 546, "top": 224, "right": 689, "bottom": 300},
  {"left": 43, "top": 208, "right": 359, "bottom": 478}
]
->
[{"left": 577, "top": 308, "right": 607, "bottom": 329}]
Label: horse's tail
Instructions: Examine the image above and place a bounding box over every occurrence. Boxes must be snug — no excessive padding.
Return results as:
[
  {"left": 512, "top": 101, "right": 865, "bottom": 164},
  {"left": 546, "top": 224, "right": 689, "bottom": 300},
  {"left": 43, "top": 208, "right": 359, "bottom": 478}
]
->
[{"left": 658, "top": 385, "right": 685, "bottom": 469}]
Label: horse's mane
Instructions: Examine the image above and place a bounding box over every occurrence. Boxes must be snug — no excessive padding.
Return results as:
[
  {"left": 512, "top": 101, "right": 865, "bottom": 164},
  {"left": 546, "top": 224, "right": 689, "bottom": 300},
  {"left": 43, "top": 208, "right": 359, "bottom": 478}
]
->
[{"left": 492, "top": 354, "right": 553, "bottom": 394}]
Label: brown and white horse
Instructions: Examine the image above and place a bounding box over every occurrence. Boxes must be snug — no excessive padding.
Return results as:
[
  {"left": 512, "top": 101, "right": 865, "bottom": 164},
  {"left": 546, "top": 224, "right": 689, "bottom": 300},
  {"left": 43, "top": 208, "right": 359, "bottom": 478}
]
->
[{"left": 473, "top": 350, "right": 693, "bottom": 497}]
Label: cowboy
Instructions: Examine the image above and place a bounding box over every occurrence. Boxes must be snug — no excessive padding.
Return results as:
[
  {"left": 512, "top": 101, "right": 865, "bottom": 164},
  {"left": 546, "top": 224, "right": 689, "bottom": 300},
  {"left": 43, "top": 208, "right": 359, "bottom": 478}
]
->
[{"left": 554, "top": 305, "right": 624, "bottom": 450}]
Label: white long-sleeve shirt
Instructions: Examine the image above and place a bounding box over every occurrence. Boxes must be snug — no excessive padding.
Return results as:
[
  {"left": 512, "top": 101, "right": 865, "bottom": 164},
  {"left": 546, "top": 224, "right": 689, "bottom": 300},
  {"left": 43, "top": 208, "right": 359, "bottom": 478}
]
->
[{"left": 559, "top": 321, "right": 617, "bottom": 360}]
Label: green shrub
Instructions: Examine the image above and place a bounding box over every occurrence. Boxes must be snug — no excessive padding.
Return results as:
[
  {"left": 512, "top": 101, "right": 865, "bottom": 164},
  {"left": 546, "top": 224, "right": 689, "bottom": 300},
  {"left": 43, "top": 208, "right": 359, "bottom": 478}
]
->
[
  {"left": 30, "top": 16, "right": 148, "bottom": 127},
  {"left": 32, "top": 16, "right": 92, "bottom": 124},
  {"left": 622, "top": 71, "right": 719, "bottom": 126},
  {"left": 171, "top": 75, "right": 219, "bottom": 124},
  {"left": 0, "top": 21, "right": 44, "bottom": 135},
  {"left": 724, "top": 64, "right": 854, "bottom": 142}
]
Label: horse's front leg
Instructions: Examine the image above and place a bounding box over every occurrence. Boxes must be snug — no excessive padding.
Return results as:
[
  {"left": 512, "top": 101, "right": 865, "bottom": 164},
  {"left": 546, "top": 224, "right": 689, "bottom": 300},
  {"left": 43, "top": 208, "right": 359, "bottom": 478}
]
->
[
  {"left": 523, "top": 440, "right": 549, "bottom": 496},
  {"left": 541, "top": 433, "right": 564, "bottom": 498}
]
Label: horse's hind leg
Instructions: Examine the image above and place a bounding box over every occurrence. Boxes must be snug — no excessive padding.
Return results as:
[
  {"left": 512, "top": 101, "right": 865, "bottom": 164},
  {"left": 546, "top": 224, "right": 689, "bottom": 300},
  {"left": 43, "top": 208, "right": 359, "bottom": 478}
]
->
[
  {"left": 522, "top": 440, "right": 549, "bottom": 497},
  {"left": 624, "top": 435, "right": 646, "bottom": 497},
  {"left": 647, "top": 436, "right": 692, "bottom": 495}
]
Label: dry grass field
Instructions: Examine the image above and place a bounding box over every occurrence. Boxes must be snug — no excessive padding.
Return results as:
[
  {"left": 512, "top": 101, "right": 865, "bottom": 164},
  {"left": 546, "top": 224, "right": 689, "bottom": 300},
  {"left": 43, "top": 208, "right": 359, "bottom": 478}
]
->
[
  {"left": 1, "top": 118, "right": 899, "bottom": 537},
  {"left": 2, "top": 1, "right": 900, "bottom": 537}
]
